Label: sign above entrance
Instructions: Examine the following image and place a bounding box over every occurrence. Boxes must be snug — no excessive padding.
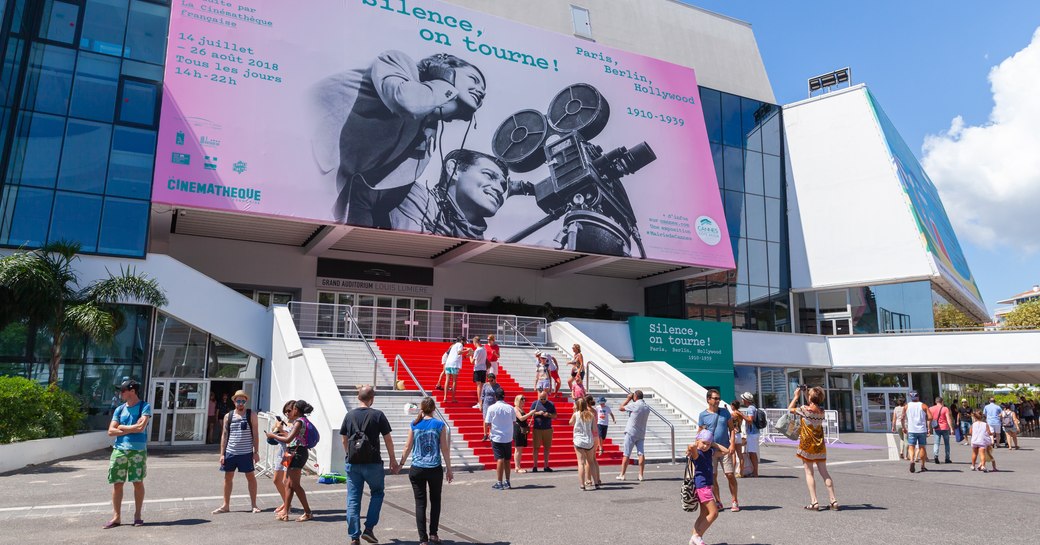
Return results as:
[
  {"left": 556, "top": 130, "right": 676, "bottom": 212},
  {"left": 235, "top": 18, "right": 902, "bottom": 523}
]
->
[
  {"left": 316, "top": 277, "right": 433, "bottom": 297},
  {"left": 628, "top": 316, "right": 735, "bottom": 400}
]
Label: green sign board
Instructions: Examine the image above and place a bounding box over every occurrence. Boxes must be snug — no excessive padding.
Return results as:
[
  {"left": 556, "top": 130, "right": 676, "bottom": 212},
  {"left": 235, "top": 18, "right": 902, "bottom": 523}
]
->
[{"left": 627, "top": 316, "right": 735, "bottom": 401}]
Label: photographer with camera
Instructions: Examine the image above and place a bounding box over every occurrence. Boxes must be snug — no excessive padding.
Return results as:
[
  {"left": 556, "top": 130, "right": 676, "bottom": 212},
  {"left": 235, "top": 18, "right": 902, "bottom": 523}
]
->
[
  {"left": 788, "top": 385, "right": 839, "bottom": 511},
  {"left": 312, "top": 50, "right": 487, "bottom": 226}
]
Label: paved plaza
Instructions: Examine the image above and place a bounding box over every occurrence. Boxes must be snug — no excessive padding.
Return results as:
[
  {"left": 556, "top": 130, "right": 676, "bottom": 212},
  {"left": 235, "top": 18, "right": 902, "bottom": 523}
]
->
[{"left": 2, "top": 434, "right": 1038, "bottom": 545}]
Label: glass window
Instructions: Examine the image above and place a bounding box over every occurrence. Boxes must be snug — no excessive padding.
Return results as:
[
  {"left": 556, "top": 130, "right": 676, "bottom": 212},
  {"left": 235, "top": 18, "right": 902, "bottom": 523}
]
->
[
  {"left": 117, "top": 79, "right": 158, "bottom": 125},
  {"left": 1, "top": 38, "right": 26, "bottom": 106},
  {"left": 69, "top": 52, "right": 120, "bottom": 121},
  {"left": 97, "top": 197, "right": 147, "bottom": 255},
  {"left": 741, "top": 97, "right": 762, "bottom": 151},
  {"left": 106, "top": 126, "right": 155, "bottom": 199},
  {"left": 711, "top": 142, "right": 723, "bottom": 189},
  {"left": 0, "top": 185, "right": 52, "bottom": 246},
  {"left": 760, "top": 367, "right": 788, "bottom": 408},
  {"left": 733, "top": 282, "right": 750, "bottom": 308},
  {"left": 79, "top": 0, "right": 129, "bottom": 56},
  {"left": 743, "top": 150, "right": 763, "bottom": 195},
  {"left": 22, "top": 43, "right": 75, "bottom": 115},
  {"left": 723, "top": 145, "right": 743, "bottom": 191},
  {"left": 57, "top": 119, "right": 111, "bottom": 193},
  {"left": 151, "top": 313, "right": 207, "bottom": 378},
  {"left": 122, "top": 59, "right": 163, "bottom": 81},
  {"left": 723, "top": 190, "right": 744, "bottom": 238},
  {"left": 763, "top": 153, "right": 782, "bottom": 199},
  {"left": 818, "top": 289, "right": 849, "bottom": 315},
  {"left": 765, "top": 197, "right": 782, "bottom": 243},
  {"left": 773, "top": 295, "right": 790, "bottom": 332},
  {"left": 79, "top": 304, "right": 151, "bottom": 362},
  {"left": 762, "top": 111, "right": 781, "bottom": 156},
  {"left": 731, "top": 236, "right": 747, "bottom": 285},
  {"left": 7, "top": 112, "right": 65, "bottom": 187},
  {"left": 48, "top": 191, "right": 102, "bottom": 251},
  {"left": 39, "top": 1, "right": 79, "bottom": 45},
  {"left": 699, "top": 87, "right": 722, "bottom": 144},
  {"left": 745, "top": 193, "right": 766, "bottom": 240},
  {"left": 747, "top": 239, "right": 768, "bottom": 286},
  {"left": 721, "top": 92, "right": 742, "bottom": 148},
  {"left": 208, "top": 338, "right": 260, "bottom": 379},
  {"left": 767, "top": 241, "right": 781, "bottom": 288},
  {"left": 734, "top": 366, "right": 758, "bottom": 402},
  {"left": 124, "top": 1, "right": 169, "bottom": 65}
]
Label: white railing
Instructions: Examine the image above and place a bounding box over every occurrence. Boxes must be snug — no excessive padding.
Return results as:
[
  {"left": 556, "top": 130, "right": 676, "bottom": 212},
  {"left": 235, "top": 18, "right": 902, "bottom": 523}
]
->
[
  {"left": 288, "top": 302, "right": 548, "bottom": 345},
  {"left": 392, "top": 354, "right": 452, "bottom": 441}
]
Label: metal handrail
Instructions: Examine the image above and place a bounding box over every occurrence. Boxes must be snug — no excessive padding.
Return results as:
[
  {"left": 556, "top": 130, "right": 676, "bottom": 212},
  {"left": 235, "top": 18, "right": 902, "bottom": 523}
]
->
[
  {"left": 503, "top": 320, "right": 541, "bottom": 349},
  {"left": 584, "top": 360, "right": 677, "bottom": 464},
  {"left": 393, "top": 354, "right": 452, "bottom": 438},
  {"left": 342, "top": 306, "right": 381, "bottom": 388}
]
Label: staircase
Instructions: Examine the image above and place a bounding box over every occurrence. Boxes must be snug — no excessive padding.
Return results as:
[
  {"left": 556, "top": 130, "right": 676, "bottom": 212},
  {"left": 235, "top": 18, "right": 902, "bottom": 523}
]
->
[
  {"left": 374, "top": 340, "right": 625, "bottom": 469},
  {"left": 302, "top": 338, "right": 392, "bottom": 390}
]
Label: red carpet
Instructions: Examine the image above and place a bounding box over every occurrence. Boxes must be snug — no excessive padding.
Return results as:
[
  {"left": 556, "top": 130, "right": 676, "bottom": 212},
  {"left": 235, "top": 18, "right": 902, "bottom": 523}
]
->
[{"left": 375, "top": 340, "right": 625, "bottom": 469}]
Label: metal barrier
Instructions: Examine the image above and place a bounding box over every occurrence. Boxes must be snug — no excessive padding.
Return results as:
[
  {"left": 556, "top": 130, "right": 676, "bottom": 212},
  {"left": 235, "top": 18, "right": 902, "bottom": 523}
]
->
[
  {"left": 759, "top": 408, "right": 841, "bottom": 445},
  {"left": 255, "top": 411, "right": 282, "bottom": 478},
  {"left": 288, "top": 302, "right": 548, "bottom": 345},
  {"left": 392, "top": 354, "right": 452, "bottom": 441}
]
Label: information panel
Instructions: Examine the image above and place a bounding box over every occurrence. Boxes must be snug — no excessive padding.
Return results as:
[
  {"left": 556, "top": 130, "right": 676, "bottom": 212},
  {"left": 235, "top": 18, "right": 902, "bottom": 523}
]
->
[{"left": 628, "top": 316, "right": 734, "bottom": 401}]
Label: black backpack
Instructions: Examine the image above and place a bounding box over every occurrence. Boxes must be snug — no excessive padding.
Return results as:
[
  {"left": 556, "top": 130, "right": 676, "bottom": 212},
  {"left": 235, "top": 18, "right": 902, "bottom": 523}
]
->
[
  {"left": 346, "top": 410, "right": 380, "bottom": 464},
  {"left": 753, "top": 407, "right": 767, "bottom": 430}
]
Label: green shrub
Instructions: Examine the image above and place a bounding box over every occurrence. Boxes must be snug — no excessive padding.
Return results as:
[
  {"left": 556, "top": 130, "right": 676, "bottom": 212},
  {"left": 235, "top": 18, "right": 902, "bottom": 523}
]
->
[{"left": 0, "top": 377, "right": 86, "bottom": 444}]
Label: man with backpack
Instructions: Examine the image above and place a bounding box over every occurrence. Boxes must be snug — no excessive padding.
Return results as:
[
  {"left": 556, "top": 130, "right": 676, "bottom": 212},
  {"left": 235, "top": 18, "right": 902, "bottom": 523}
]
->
[
  {"left": 340, "top": 385, "right": 398, "bottom": 545},
  {"left": 739, "top": 392, "right": 765, "bottom": 477},
  {"left": 213, "top": 389, "right": 261, "bottom": 515}
]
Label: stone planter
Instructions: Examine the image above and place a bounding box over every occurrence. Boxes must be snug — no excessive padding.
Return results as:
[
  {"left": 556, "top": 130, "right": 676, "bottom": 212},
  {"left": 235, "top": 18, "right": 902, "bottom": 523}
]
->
[{"left": 0, "top": 431, "right": 111, "bottom": 474}]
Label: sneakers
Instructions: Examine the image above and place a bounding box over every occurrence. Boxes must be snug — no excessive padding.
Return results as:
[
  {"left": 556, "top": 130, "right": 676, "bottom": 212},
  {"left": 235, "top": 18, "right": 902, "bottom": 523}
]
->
[
  {"left": 503, "top": 481, "right": 511, "bottom": 489},
  {"left": 351, "top": 540, "right": 361, "bottom": 545},
  {"left": 689, "top": 535, "right": 706, "bottom": 545},
  {"left": 543, "top": 467, "right": 554, "bottom": 472},
  {"left": 472, "top": 404, "right": 481, "bottom": 409},
  {"left": 731, "top": 501, "right": 741, "bottom": 512},
  {"left": 615, "top": 474, "right": 626, "bottom": 481},
  {"left": 909, "top": 462, "right": 916, "bottom": 473},
  {"left": 934, "top": 456, "right": 940, "bottom": 464},
  {"left": 637, "top": 474, "right": 644, "bottom": 482},
  {"left": 531, "top": 467, "right": 538, "bottom": 473},
  {"left": 945, "top": 458, "right": 952, "bottom": 464},
  {"left": 361, "top": 529, "right": 378, "bottom": 544},
  {"left": 919, "top": 466, "right": 929, "bottom": 472},
  {"left": 492, "top": 482, "right": 504, "bottom": 490}
]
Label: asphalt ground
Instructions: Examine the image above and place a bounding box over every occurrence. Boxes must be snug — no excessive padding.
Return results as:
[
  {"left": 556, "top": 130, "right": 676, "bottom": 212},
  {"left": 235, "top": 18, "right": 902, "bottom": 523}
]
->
[{"left": 2, "top": 433, "right": 1038, "bottom": 545}]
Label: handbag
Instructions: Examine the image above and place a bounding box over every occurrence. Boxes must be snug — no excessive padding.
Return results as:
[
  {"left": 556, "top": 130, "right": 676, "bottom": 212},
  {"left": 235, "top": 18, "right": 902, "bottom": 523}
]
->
[
  {"left": 681, "top": 457, "right": 699, "bottom": 512},
  {"left": 776, "top": 411, "right": 800, "bottom": 441}
]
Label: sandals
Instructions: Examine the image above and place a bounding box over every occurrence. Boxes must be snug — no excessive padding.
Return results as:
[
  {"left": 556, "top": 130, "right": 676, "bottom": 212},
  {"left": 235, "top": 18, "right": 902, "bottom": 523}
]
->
[
  {"left": 296, "top": 512, "right": 313, "bottom": 522},
  {"left": 133, "top": 519, "right": 145, "bottom": 527},
  {"left": 102, "top": 520, "right": 121, "bottom": 529},
  {"left": 829, "top": 500, "right": 840, "bottom": 511},
  {"left": 211, "top": 506, "right": 230, "bottom": 515},
  {"left": 251, "top": 507, "right": 262, "bottom": 513},
  {"left": 804, "top": 502, "right": 819, "bottom": 511},
  {"left": 515, "top": 468, "right": 528, "bottom": 473}
]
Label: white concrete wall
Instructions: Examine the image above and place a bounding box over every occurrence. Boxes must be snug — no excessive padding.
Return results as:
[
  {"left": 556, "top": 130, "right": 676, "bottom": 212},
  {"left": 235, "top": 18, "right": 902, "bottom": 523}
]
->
[
  {"left": 443, "top": 0, "right": 775, "bottom": 103},
  {"left": 828, "top": 330, "right": 1040, "bottom": 370},
  {"left": 0, "top": 431, "right": 110, "bottom": 474},
  {"left": 560, "top": 318, "right": 635, "bottom": 360}
]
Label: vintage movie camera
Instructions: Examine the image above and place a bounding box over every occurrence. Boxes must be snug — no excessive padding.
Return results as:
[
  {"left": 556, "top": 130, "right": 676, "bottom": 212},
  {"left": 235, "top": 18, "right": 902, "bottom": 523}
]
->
[{"left": 491, "top": 83, "right": 656, "bottom": 257}]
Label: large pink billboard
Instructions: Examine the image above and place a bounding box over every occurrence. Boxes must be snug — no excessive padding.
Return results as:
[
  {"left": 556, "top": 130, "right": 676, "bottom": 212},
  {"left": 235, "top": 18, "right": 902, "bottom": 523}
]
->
[{"left": 154, "top": 0, "right": 734, "bottom": 268}]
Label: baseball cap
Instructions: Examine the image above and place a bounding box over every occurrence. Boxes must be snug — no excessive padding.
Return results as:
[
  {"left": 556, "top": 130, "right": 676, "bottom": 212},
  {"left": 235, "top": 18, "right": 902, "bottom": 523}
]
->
[
  {"left": 119, "top": 379, "right": 140, "bottom": 393},
  {"left": 740, "top": 392, "right": 754, "bottom": 402},
  {"left": 598, "top": 396, "right": 607, "bottom": 403},
  {"left": 534, "top": 350, "right": 542, "bottom": 357}
]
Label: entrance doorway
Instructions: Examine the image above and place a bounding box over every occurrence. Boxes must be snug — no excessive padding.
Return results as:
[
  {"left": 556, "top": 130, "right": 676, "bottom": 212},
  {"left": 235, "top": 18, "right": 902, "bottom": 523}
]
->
[
  {"left": 862, "top": 388, "right": 908, "bottom": 432},
  {"left": 149, "top": 379, "right": 208, "bottom": 445},
  {"left": 208, "top": 381, "right": 247, "bottom": 445}
]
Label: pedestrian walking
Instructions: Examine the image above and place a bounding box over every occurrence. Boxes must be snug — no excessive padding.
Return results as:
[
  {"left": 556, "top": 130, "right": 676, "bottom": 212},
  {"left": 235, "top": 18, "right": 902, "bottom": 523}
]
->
[
  {"left": 788, "top": 385, "right": 839, "bottom": 511},
  {"left": 480, "top": 373, "right": 504, "bottom": 441},
  {"left": 512, "top": 394, "right": 536, "bottom": 474},
  {"left": 930, "top": 397, "right": 953, "bottom": 464},
  {"left": 398, "top": 397, "right": 453, "bottom": 545},
  {"left": 340, "top": 385, "right": 399, "bottom": 545},
  {"left": 596, "top": 396, "right": 616, "bottom": 456},
  {"left": 956, "top": 399, "right": 973, "bottom": 445},
  {"left": 533, "top": 351, "right": 552, "bottom": 393},
  {"left": 983, "top": 397, "right": 1002, "bottom": 447},
  {"left": 213, "top": 389, "right": 261, "bottom": 514},
  {"left": 443, "top": 337, "right": 465, "bottom": 403},
  {"left": 687, "top": 429, "right": 720, "bottom": 545},
  {"left": 567, "top": 344, "right": 586, "bottom": 393},
  {"left": 902, "top": 391, "right": 932, "bottom": 473},
  {"left": 729, "top": 400, "right": 747, "bottom": 478},
  {"left": 697, "top": 389, "right": 740, "bottom": 511},
  {"left": 891, "top": 397, "right": 908, "bottom": 459},
  {"left": 104, "top": 379, "right": 151, "bottom": 529},
  {"left": 485, "top": 389, "right": 515, "bottom": 489},
  {"left": 739, "top": 392, "right": 762, "bottom": 477},
  {"left": 1000, "top": 404, "right": 1020, "bottom": 449},
  {"left": 618, "top": 390, "right": 651, "bottom": 481},
  {"left": 529, "top": 390, "right": 557, "bottom": 472},
  {"left": 1018, "top": 396, "right": 1035, "bottom": 434},
  {"left": 570, "top": 397, "right": 601, "bottom": 490},
  {"left": 266, "top": 399, "right": 315, "bottom": 522},
  {"left": 486, "top": 334, "right": 501, "bottom": 376},
  {"left": 471, "top": 336, "right": 487, "bottom": 410},
  {"left": 271, "top": 400, "right": 293, "bottom": 519},
  {"left": 970, "top": 410, "right": 998, "bottom": 472}
]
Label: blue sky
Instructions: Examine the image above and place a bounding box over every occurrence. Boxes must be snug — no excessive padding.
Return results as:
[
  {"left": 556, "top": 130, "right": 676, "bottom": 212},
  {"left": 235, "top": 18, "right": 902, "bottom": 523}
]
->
[{"left": 685, "top": 1, "right": 1040, "bottom": 315}]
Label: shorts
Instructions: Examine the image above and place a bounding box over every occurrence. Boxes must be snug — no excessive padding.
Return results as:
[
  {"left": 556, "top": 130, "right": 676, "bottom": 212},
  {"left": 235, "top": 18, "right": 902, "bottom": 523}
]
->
[
  {"left": 695, "top": 486, "right": 715, "bottom": 504},
  {"left": 108, "top": 448, "right": 147, "bottom": 484},
  {"left": 988, "top": 423, "right": 1001, "bottom": 435},
  {"left": 473, "top": 370, "right": 487, "bottom": 383},
  {"left": 221, "top": 452, "right": 256, "bottom": 473},
  {"left": 549, "top": 369, "right": 561, "bottom": 383},
  {"left": 536, "top": 379, "right": 551, "bottom": 391},
  {"left": 734, "top": 432, "right": 744, "bottom": 445},
  {"left": 713, "top": 449, "right": 735, "bottom": 475},
  {"left": 907, "top": 432, "right": 928, "bottom": 446},
  {"left": 492, "top": 441, "right": 512, "bottom": 460},
  {"left": 445, "top": 367, "right": 460, "bottom": 376},
  {"left": 532, "top": 428, "right": 553, "bottom": 448},
  {"left": 287, "top": 446, "right": 309, "bottom": 470},
  {"left": 597, "top": 424, "right": 608, "bottom": 440},
  {"left": 745, "top": 435, "right": 759, "bottom": 454},
  {"left": 623, "top": 434, "right": 645, "bottom": 458}
]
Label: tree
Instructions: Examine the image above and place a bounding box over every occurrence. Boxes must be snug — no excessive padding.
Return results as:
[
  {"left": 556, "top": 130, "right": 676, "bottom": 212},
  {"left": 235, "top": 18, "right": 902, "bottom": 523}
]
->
[
  {"left": 1003, "top": 299, "right": 1040, "bottom": 329},
  {"left": 933, "top": 303, "right": 980, "bottom": 330},
  {"left": 0, "top": 241, "right": 167, "bottom": 386}
]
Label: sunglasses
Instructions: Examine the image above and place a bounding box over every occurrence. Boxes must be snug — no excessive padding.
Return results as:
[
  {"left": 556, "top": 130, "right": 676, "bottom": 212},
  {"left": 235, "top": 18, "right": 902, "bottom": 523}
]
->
[
  {"left": 709, "top": 397, "right": 721, "bottom": 401},
  {"left": 235, "top": 399, "right": 247, "bottom": 404}
]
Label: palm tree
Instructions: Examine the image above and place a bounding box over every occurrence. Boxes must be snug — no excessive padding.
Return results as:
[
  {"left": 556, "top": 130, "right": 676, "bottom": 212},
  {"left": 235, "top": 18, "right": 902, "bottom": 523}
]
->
[{"left": 0, "top": 241, "right": 168, "bottom": 386}]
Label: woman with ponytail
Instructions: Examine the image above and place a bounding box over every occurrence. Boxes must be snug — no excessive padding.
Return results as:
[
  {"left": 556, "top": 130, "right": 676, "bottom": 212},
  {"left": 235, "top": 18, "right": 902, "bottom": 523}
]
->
[{"left": 399, "top": 397, "right": 453, "bottom": 545}]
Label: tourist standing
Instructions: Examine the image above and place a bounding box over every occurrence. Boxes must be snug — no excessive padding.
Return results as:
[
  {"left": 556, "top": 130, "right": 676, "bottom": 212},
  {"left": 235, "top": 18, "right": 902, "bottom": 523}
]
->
[
  {"left": 788, "top": 385, "right": 839, "bottom": 511},
  {"left": 697, "top": 390, "right": 739, "bottom": 511},
  {"left": 729, "top": 400, "right": 747, "bottom": 478},
  {"left": 930, "top": 397, "right": 953, "bottom": 464},
  {"left": 398, "top": 397, "right": 453, "bottom": 545},
  {"left": 617, "top": 390, "right": 651, "bottom": 481},
  {"left": 529, "top": 390, "right": 557, "bottom": 472},
  {"left": 533, "top": 352, "right": 551, "bottom": 393},
  {"left": 596, "top": 396, "right": 615, "bottom": 456},
  {"left": 213, "top": 389, "right": 261, "bottom": 515},
  {"left": 340, "top": 385, "right": 399, "bottom": 545},
  {"left": 480, "top": 373, "right": 504, "bottom": 441},
  {"left": 266, "top": 399, "right": 315, "bottom": 522},
  {"left": 570, "top": 397, "right": 600, "bottom": 490},
  {"left": 1018, "top": 396, "right": 1035, "bottom": 434},
  {"left": 891, "top": 397, "right": 908, "bottom": 459},
  {"left": 272, "top": 401, "right": 293, "bottom": 519},
  {"left": 485, "top": 389, "right": 515, "bottom": 489},
  {"left": 486, "top": 334, "right": 501, "bottom": 376},
  {"left": 687, "top": 429, "right": 720, "bottom": 545},
  {"left": 104, "top": 379, "right": 151, "bottom": 529},
  {"left": 957, "top": 399, "right": 973, "bottom": 445},
  {"left": 512, "top": 394, "right": 535, "bottom": 474},
  {"left": 471, "top": 336, "right": 487, "bottom": 409},
  {"left": 970, "top": 410, "right": 997, "bottom": 472},
  {"left": 1000, "top": 403, "right": 1020, "bottom": 450},
  {"left": 902, "top": 391, "right": 932, "bottom": 473},
  {"left": 739, "top": 392, "right": 762, "bottom": 477},
  {"left": 983, "top": 397, "right": 1002, "bottom": 446},
  {"left": 567, "top": 344, "right": 586, "bottom": 393}
]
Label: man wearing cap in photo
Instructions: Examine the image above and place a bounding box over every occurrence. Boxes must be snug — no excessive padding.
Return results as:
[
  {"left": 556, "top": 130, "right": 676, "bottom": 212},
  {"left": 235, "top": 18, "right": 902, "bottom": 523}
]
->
[
  {"left": 213, "top": 389, "right": 261, "bottom": 514},
  {"left": 596, "top": 397, "right": 616, "bottom": 456},
  {"left": 739, "top": 392, "right": 761, "bottom": 477},
  {"left": 104, "top": 379, "right": 152, "bottom": 529},
  {"left": 901, "top": 390, "right": 932, "bottom": 473}
]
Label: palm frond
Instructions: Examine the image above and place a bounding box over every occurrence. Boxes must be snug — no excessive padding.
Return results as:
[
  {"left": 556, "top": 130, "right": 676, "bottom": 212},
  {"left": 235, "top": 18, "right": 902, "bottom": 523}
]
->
[
  {"left": 64, "top": 302, "right": 116, "bottom": 342},
  {"left": 88, "top": 266, "right": 168, "bottom": 307}
]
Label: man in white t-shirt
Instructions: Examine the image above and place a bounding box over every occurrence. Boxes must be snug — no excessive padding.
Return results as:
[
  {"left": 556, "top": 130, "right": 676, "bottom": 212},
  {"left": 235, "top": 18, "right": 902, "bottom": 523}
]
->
[
  {"left": 596, "top": 397, "right": 615, "bottom": 456},
  {"left": 901, "top": 391, "right": 932, "bottom": 473},
  {"left": 484, "top": 390, "right": 515, "bottom": 489},
  {"left": 443, "top": 337, "right": 465, "bottom": 403},
  {"left": 471, "top": 336, "right": 487, "bottom": 409}
]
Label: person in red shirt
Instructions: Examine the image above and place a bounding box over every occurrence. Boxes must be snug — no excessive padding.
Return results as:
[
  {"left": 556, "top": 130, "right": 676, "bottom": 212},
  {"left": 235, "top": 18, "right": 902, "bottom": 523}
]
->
[
  {"left": 929, "top": 397, "right": 953, "bottom": 464},
  {"left": 486, "top": 335, "right": 501, "bottom": 376}
]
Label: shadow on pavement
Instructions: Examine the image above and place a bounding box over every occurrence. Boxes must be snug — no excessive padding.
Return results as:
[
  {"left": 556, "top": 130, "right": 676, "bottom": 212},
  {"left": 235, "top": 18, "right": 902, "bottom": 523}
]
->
[
  {"left": 736, "top": 505, "right": 780, "bottom": 512},
  {"left": 388, "top": 541, "right": 511, "bottom": 545},
  {"left": 506, "top": 484, "right": 555, "bottom": 490},
  {"left": 143, "top": 518, "right": 211, "bottom": 526},
  {"left": 837, "top": 503, "right": 886, "bottom": 511},
  {"left": 750, "top": 475, "right": 797, "bottom": 479}
]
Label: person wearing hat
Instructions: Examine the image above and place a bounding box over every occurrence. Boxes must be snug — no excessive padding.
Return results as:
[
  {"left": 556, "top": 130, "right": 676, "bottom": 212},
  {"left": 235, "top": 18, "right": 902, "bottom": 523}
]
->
[
  {"left": 900, "top": 391, "right": 932, "bottom": 473},
  {"left": 213, "top": 390, "right": 261, "bottom": 514},
  {"left": 595, "top": 396, "right": 615, "bottom": 456},
  {"left": 104, "top": 379, "right": 151, "bottom": 529},
  {"left": 739, "top": 392, "right": 761, "bottom": 477}
]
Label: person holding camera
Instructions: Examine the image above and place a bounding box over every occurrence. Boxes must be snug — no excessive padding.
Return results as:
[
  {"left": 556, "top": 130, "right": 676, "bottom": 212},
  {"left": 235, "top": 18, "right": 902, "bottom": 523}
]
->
[
  {"left": 617, "top": 390, "right": 650, "bottom": 481},
  {"left": 213, "top": 390, "right": 261, "bottom": 515},
  {"left": 529, "top": 390, "right": 557, "bottom": 472},
  {"left": 788, "top": 385, "right": 839, "bottom": 511},
  {"left": 270, "top": 400, "right": 294, "bottom": 519},
  {"left": 312, "top": 50, "right": 487, "bottom": 226}
]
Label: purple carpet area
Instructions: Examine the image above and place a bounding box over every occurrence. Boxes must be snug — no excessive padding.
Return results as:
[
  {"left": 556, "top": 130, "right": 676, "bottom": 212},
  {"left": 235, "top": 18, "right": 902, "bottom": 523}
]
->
[{"left": 765, "top": 438, "right": 885, "bottom": 450}]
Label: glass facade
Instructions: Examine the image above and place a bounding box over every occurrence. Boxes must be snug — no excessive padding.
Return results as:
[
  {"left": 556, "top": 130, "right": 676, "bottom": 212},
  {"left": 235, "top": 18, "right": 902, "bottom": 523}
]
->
[
  {"left": 794, "top": 280, "right": 936, "bottom": 334},
  {"left": 646, "top": 87, "right": 790, "bottom": 331},
  {"left": 0, "top": 0, "right": 169, "bottom": 257}
]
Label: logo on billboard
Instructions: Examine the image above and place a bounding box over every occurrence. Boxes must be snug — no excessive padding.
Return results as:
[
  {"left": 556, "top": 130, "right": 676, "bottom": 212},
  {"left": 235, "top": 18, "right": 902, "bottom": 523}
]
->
[
  {"left": 695, "top": 216, "right": 722, "bottom": 246},
  {"left": 171, "top": 152, "right": 191, "bottom": 165},
  {"left": 200, "top": 136, "right": 222, "bottom": 147},
  {"left": 233, "top": 161, "right": 247, "bottom": 174},
  {"left": 175, "top": 131, "right": 185, "bottom": 145}
]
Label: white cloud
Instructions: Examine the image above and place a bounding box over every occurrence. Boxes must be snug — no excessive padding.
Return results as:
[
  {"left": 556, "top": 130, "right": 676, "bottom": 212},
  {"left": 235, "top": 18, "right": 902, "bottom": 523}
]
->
[{"left": 922, "top": 27, "right": 1040, "bottom": 252}]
